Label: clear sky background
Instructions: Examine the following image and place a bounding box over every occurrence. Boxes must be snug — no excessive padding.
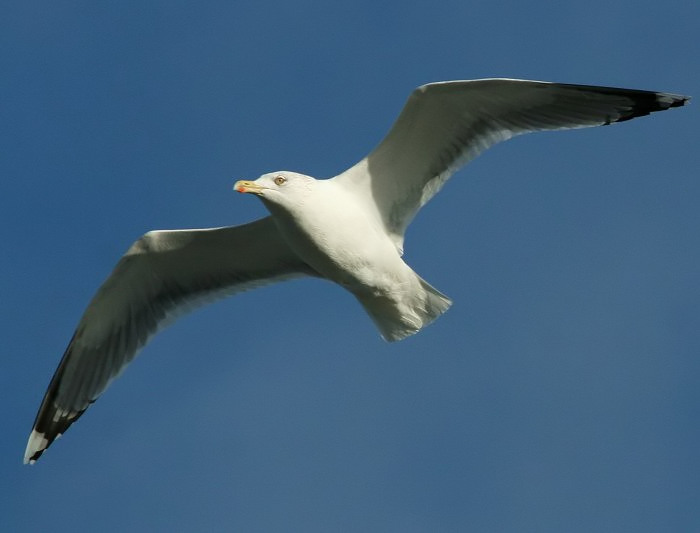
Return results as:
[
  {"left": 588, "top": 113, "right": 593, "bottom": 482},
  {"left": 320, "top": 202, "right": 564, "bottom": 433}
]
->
[{"left": 2, "top": 2, "right": 698, "bottom": 532}]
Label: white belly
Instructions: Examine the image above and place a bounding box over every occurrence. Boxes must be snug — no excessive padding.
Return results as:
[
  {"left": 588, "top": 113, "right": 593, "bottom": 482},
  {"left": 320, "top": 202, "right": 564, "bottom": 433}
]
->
[
  {"left": 287, "top": 208, "right": 405, "bottom": 291},
  {"left": 261, "top": 178, "right": 451, "bottom": 341},
  {"left": 268, "top": 185, "right": 407, "bottom": 294}
]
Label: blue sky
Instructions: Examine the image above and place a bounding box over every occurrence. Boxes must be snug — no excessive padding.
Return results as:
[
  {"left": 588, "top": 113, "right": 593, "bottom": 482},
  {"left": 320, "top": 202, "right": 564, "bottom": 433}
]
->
[{"left": 2, "top": 2, "right": 698, "bottom": 531}]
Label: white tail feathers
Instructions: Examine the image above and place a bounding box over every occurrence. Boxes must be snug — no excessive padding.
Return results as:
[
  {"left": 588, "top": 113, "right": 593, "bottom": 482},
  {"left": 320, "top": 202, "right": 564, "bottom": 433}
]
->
[{"left": 356, "top": 275, "right": 452, "bottom": 342}]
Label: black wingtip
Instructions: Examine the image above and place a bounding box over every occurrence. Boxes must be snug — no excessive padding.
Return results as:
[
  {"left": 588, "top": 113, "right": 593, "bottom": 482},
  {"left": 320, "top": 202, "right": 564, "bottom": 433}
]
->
[
  {"left": 549, "top": 81, "right": 690, "bottom": 125},
  {"left": 24, "top": 333, "right": 92, "bottom": 463},
  {"left": 24, "top": 406, "right": 86, "bottom": 464},
  {"left": 668, "top": 95, "right": 691, "bottom": 109},
  {"left": 613, "top": 91, "right": 690, "bottom": 124}
]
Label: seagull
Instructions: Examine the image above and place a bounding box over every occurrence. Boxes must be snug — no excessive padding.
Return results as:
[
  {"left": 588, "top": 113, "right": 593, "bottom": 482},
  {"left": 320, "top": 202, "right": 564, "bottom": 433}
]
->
[{"left": 24, "top": 78, "right": 689, "bottom": 464}]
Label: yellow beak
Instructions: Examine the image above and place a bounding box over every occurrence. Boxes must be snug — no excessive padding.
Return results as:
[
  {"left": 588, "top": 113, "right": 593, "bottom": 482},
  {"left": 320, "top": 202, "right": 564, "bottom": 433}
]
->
[{"left": 234, "top": 180, "right": 266, "bottom": 195}]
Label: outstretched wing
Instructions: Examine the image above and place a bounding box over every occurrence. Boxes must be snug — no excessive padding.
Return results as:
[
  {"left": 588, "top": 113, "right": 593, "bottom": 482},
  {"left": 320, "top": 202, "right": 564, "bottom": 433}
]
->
[
  {"left": 335, "top": 78, "right": 689, "bottom": 251},
  {"left": 25, "top": 216, "right": 316, "bottom": 463}
]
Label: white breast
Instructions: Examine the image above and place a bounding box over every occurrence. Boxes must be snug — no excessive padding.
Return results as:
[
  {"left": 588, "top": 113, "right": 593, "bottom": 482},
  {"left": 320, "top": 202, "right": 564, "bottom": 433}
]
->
[{"left": 272, "top": 179, "right": 404, "bottom": 291}]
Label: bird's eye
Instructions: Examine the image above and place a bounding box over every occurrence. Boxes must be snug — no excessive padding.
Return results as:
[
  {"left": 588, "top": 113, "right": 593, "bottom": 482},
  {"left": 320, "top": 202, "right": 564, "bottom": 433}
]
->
[{"left": 274, "top": 175, "right": 287, "bottom": 186}]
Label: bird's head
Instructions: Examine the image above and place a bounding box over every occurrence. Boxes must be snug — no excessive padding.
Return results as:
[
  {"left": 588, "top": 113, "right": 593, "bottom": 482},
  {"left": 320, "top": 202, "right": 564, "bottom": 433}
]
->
[{"left": 234, "top": 171, "right": 315, "bottom": 213}]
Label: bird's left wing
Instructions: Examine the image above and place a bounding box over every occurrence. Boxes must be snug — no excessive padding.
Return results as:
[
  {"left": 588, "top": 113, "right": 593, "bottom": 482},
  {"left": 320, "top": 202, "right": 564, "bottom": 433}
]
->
[
  {"left": 25, "top": 216, "right": 316, "bottom": 463},
  {"left": 335, "top": 79, "right": 689, "bottom": 252}
]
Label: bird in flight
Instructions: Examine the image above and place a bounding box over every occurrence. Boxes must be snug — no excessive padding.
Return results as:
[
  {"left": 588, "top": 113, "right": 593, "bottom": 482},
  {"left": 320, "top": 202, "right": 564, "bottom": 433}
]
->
[{"left": 24, "top": 78, "right": 689, "bottom": 464}]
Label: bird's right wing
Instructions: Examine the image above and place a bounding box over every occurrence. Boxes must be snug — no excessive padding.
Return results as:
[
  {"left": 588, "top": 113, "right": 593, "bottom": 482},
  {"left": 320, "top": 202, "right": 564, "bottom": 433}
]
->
[
  {"left": 335, "top": 79, "right": 689, "bottom": 252},
  {"left": 25, "top": 216, "right": 316, "bottom": 463}
]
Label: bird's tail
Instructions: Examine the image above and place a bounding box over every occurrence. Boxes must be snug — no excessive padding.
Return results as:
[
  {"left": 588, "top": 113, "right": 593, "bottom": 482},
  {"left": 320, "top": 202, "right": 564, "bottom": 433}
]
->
[{"left": 356, "top": 274, "right": 452, "bottom": 342}]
